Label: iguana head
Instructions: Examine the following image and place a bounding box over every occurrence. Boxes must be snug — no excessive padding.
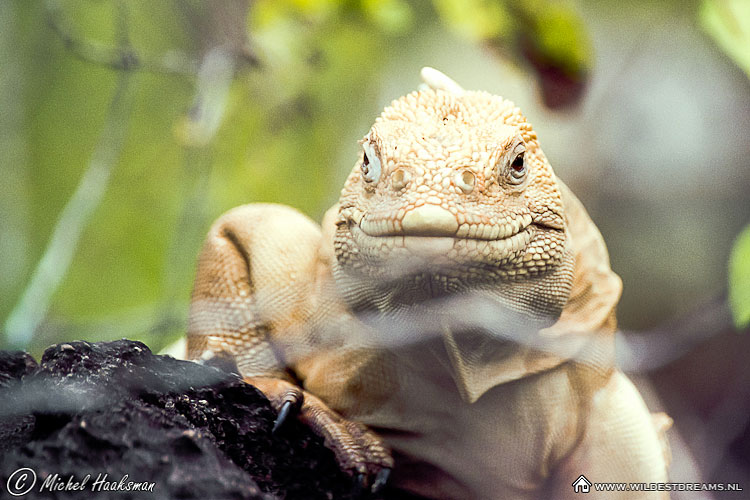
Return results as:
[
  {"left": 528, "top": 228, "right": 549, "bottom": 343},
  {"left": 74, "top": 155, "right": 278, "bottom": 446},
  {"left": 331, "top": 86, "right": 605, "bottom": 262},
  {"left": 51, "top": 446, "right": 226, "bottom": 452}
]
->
[{"left": 333, "top": 70, "right": 575, "bottom": 321}]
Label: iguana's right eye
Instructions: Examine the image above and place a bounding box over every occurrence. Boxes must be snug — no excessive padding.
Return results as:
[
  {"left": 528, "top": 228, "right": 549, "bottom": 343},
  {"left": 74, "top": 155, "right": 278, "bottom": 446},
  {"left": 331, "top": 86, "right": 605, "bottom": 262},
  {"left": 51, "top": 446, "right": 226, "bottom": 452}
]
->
[{"left": 361, "top": 142, "right": 382, "bottom": 184}]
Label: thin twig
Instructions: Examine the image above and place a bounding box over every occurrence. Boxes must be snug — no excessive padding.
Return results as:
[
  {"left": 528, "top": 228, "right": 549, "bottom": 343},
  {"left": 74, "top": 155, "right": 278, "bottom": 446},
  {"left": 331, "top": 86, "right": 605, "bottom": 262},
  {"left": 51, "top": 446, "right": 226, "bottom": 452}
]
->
[
  {"left": 150, "top": 47, "right": 239, "bottom": 349},
  {"left": 45, "top": 0, "right": 198, "bottom": 75},
  {"left": 3, "top": 69, "right": 135, "bottom": 349},
  {"left": 4, "top": 2, "right": 147, "bottom": 348}
]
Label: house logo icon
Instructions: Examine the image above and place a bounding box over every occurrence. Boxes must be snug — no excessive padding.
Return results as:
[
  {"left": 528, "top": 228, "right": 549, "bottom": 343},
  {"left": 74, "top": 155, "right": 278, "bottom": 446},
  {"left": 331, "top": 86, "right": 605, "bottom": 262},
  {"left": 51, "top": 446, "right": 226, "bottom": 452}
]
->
[{"left": 572, "top": 475, "right": 592, "bottom": 493}]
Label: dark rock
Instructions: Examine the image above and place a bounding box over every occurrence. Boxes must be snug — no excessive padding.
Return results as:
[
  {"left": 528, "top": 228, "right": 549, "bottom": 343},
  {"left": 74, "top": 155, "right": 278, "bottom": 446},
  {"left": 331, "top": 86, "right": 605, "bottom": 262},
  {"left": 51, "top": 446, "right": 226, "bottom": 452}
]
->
[
  {"left": 0, "top": 351, "right": 39, "bottom": 453},
  {"left": 0, "top": 340, "right": 364, "bottom": 499},
  {"left": 0, "top": 350, "right": 38, "bottom": 387}
]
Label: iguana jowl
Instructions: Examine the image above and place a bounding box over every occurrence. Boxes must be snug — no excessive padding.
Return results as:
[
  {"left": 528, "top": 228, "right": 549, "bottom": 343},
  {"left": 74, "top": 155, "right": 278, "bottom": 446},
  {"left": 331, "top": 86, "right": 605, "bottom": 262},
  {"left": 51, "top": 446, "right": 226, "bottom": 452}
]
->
[{"left": 187, "top": 68, "right": 671, "bottom": 499}]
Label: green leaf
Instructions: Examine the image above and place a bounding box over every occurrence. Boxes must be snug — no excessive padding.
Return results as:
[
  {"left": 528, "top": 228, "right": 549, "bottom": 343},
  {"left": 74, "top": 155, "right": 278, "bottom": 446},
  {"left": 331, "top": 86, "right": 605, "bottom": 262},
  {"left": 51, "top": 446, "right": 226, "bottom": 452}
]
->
[
  {"left": 529, "top": 3, "right": 592, "bottom": 76},
  {"left": 432, "top": 0, "right": 512, "bottom": 41},
  {"left": 729, "top": 224, "right": 750, "bottom": 330},
  {"left": 700, "top": 0, "right": 750, "bottom": 79},
  {"left": 362, "top": 0, "right": 413, "bottom": 34}
]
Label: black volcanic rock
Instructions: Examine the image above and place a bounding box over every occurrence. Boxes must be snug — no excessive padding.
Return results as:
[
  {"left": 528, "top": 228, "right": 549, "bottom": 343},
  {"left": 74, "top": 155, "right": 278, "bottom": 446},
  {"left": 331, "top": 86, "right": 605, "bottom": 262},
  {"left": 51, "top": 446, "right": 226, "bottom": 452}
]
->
[
  {"left": 0, "top": 340, "right": 361, "bottom": 499},
  {"left": 0, "top": 350, "right": 39, "bottom": 453}
]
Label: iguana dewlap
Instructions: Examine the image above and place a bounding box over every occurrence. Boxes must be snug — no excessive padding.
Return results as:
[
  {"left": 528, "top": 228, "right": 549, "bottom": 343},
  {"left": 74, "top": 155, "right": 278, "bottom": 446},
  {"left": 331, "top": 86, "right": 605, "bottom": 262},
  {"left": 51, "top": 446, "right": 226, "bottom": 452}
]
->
[{"left": 187, "top": 68, "right": 670, "bottom": 499}]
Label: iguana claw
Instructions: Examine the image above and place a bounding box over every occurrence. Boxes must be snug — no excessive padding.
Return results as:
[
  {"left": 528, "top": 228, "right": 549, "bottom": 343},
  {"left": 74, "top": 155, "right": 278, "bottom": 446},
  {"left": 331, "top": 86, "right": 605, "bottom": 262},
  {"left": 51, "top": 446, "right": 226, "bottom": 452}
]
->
[
  {"left": 245, "top": 376, "right": 394, "bottom": 490},
  {"left": 353, "top": 467, "right": 391, "bottom": 497},
  {"left": 272, "top": 400, "right": 294, "bottom": 434},
  {"left": 353, "top": 473, "right": 368, "bottom": 496},
  {"left": 371, "top": 467, "right": 391, "bottom": 493}
]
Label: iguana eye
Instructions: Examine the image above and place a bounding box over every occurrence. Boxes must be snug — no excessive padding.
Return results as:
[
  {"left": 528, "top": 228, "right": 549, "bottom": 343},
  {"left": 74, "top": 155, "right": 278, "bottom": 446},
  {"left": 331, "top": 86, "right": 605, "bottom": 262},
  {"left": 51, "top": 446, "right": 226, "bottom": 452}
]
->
[
  {"left": 361, "top": 142, "right": 382, "bottom": 184},
  {"left": 507, "top": 144, "right": 527, "bottom": 185}
]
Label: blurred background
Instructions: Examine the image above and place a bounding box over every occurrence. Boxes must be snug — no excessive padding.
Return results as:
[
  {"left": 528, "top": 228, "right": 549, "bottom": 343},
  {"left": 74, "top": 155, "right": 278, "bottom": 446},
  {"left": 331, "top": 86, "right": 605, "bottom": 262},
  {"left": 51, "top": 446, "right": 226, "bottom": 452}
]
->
[{"left": 1, "top": 0, "right": 749, "bottom": 497}]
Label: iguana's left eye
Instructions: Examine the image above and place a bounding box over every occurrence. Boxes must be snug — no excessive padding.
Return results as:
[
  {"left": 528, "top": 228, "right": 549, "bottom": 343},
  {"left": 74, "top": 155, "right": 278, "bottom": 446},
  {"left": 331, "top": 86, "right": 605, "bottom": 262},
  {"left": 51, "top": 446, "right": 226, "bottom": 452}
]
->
[
  {"left": 511, "top": 153, "right": 525, "bottom": 176},
  {"left": 361, "top": 142, "right": 382, "bottom": 184},
  {"left": 506, "top": 143, "right": 527, "bottom": 184}
]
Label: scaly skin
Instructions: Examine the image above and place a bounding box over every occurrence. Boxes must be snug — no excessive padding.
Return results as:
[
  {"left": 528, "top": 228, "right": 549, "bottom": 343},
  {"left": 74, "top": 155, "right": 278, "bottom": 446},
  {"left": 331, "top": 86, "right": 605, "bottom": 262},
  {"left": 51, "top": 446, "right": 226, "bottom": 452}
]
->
[
  {"left": 333, "top": 77, "right": 574, "bottom": 323},
  {"left": 187, "top": 68, "right": 670, "bottom": 499}
]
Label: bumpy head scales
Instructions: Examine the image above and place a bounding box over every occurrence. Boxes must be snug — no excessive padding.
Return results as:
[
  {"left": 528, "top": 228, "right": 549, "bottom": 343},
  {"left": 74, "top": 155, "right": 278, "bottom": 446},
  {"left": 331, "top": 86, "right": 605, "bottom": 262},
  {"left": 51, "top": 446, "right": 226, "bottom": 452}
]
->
[{"left": 333, "top": 69, "right": 575, "bottom": 320}]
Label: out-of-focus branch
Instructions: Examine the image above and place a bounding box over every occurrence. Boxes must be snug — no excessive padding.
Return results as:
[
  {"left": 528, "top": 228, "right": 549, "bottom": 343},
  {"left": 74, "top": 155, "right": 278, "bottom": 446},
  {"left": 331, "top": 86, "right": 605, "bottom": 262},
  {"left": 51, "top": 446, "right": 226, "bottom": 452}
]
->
[
  {"left": 616, "top": 294, "right": 735, "bottom": 373},
  {"left": 177, "top": 0, "right": 259, "bottom": 69},
  {"left": 20, "top": 0, "right": 260, "bottom": 349},
  {"left": 45, "top": 0, "right": 199, "bottom": 75},
  {"left": 3, "top": 72, "right": 136, "bottom": 349},
  {"left": 149, "top": 46, "right": 239, "bottom": 348},
  {"left": 3, "top": 1, "right": 144, "bottom": 349}
]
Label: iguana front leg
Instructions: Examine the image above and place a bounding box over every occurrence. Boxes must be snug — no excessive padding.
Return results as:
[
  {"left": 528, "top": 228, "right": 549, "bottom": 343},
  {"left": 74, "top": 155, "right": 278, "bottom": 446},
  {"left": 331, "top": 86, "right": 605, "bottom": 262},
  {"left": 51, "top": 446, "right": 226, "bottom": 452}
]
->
[
  {"left": 187, "top": 203, "right": 392, "bottom": 491},
  {"left": 545, "top": 372, "right": 671, "bottom": 499}
]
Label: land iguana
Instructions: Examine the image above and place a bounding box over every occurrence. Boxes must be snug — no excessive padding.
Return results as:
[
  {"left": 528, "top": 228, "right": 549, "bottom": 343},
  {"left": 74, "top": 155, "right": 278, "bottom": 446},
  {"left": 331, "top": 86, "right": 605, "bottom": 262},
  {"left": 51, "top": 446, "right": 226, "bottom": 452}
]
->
[{"left": 187, "top": 68, "right": 671, "bottom": 499}]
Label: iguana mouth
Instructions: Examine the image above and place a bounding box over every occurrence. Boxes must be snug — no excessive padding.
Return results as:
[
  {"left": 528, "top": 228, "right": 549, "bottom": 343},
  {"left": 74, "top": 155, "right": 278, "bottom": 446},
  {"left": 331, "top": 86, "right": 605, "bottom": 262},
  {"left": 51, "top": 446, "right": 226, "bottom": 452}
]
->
[
  {"left": 357, "top": 204, "right": 535, "bottom": 241},
  {"left": 346, "top": 203, "right": 566, "bottom": 271},
  {"left": 351, "top": 225, "right": 536, "bottom": 258}
]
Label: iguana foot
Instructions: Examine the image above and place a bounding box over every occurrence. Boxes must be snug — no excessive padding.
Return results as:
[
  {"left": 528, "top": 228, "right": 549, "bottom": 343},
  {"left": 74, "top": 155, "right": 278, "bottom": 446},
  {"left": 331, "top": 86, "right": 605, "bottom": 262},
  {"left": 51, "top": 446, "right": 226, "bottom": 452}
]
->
[{"left": 246, "top": 376, "right": 394, "bottom": 494}]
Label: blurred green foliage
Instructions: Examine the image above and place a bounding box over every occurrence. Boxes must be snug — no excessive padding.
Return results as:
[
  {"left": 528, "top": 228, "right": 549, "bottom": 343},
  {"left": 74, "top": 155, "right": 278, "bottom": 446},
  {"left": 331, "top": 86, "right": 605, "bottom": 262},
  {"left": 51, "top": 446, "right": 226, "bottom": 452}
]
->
[
  {"left": 729, "top": 226, "right": 750, "bottom": 330},
  {"left": 700, "top": 0, "right": 750, "bottom": 79},
  {"left": 3, "top": 0, "right": 750, "bottom": 357},
  {"left": 434, "top": 0, "right": 592, "bottom": 106},
  {"left": 2, "top": 0, "right": 598, "bottom": 356},
  {"left": 4, "top": 0, "right": 750, "bottom": 355},
  {"left": 700, "top": 0, "right": 750, "bottom": 329}
]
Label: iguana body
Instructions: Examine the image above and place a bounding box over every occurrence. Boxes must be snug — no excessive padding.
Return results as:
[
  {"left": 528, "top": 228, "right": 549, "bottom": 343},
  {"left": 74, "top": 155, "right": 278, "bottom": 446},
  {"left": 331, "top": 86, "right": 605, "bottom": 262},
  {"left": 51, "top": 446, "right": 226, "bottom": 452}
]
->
[{"left": 187, "top": 68, "right": 670, "bottom": 499}]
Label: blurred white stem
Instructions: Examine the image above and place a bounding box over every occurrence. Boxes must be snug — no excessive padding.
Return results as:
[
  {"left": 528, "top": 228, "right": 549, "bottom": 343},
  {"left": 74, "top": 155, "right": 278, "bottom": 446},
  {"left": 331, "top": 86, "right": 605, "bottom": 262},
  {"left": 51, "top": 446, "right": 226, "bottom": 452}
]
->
[
  {"left": 149, "top": 47, "right": 237, "bottom": 346},
  {"left": 4, "top": 74, "right": 135, "bottom": 348}
]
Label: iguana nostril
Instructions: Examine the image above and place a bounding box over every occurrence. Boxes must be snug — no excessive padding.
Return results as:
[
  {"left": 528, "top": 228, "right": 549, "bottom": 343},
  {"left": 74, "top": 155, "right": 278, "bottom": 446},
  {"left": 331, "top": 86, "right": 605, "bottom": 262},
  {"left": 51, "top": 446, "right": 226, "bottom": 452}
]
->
[
  {"left": 391, "top": 168, "right": 410, "bottom": 190},
  {"left": 456, "top": 170, "right": 476, "bottom": 194},
  {"left": 401, "top": 205, "right": 459, "bottom": 236}
]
